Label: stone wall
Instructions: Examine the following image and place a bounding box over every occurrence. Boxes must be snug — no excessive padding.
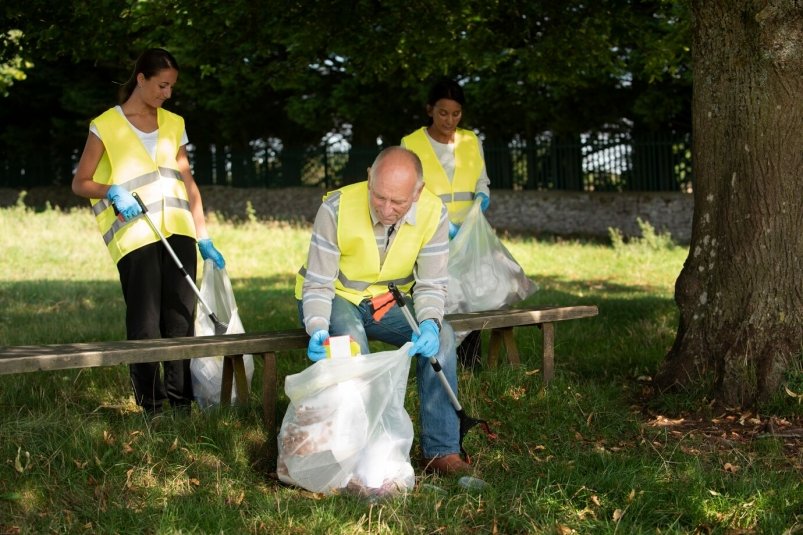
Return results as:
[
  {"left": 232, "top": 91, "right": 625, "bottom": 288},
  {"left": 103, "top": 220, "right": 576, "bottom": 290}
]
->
[
  {"left": 1, "top": 186, "right": 694, "bottom": 244},
  {"left": 485, "top": 190, "right": 694, "bottom": 244}
]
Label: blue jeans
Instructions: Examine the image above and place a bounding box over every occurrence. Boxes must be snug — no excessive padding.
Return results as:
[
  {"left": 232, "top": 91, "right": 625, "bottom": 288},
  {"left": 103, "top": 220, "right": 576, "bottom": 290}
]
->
[{"left": 298, "top": 295, "right": 460, "bottom": 458}]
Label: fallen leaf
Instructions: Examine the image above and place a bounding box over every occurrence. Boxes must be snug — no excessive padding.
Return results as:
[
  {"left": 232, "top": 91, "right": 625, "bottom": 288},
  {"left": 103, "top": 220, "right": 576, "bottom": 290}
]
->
[
  {"left": 577, "top": 507, "right": 596, "bottom": 520},
  {"left": 14, "top": 447, "right": 30, "bottom": 474},
  {"left": 590, "top": 495, "right": 602, "bottom": 507},
  {"left": 723, "top": 463, "right": 739, "bottom": 473},
  {"left": 556, "top": 524, "right": 575, "bottom": 534},
  {"left": 169, "top": 438, "right": 179, "bottom": 452},
  {"left": 707, "top": 489, "right": 721, "bottom": 496},
  {"left": 102, "top": 431, "right": 114, "bottom": 445},
  {"left": 612, "top": 509, "right": 624, "bottom": 522},
  {"left": 189, "top": 478, "right": 200, "bottom": 487},
  {"left": 627, "top": 489, "right": 636, "bottom": 502},
  {"left": 226, "top": 491, "right": 245, "bottom": 506},
  {"left": 125, "top": 468, "right": 135, "bottom": 490}
]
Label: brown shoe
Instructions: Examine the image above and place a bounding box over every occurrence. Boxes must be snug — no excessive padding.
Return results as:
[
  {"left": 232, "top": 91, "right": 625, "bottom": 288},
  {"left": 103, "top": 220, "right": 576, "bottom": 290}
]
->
[{"left": 422, "top": 454, "right": 472, "bottom": 475}]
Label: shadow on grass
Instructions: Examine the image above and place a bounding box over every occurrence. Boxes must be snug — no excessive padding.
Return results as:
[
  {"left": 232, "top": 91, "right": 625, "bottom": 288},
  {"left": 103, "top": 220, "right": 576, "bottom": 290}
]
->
[
  {"left": 1, "top": 272, "right": 678, "bottom": 379},
  {"left": 0, "top": 273, "right": 679, "bottom": 462}
]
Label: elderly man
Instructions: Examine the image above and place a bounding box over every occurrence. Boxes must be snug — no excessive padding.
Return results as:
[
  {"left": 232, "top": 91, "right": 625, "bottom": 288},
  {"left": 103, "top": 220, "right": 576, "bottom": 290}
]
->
[{"left": 294, "top": 146, "right": 469, "bottom": 475}]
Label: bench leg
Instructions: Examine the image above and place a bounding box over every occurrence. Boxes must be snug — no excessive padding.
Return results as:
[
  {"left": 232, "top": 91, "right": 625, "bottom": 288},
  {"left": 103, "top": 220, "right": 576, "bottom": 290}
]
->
[
  {"left": 220, "top": 354, "right": 249, "bottom": 406},
  {"left": 542, "top": 322, "right": 555, "bottom": 385},
  {"left": 221, "top": 356, "right": 233, "bottom": 407},
  {"left": 262, "top": 352, "right": 278, "bottom": 463},
  {"left": 488, "top": 330, "right": 502, "bottom": 368},
  {"left": 501, "top": 328, "right": 520, "bottom": 367},
  {"left": 488, "top": 327, "right": 521, "bottom": 368}
]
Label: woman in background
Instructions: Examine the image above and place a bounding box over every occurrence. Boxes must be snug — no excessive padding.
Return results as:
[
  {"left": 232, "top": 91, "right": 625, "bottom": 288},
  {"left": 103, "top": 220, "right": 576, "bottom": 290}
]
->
[
  {"left": 401, "top": 78, "right": 491, "bottom": 368},
  {"left": 72, "top": 48, "right": 225, "bottom": 415}
]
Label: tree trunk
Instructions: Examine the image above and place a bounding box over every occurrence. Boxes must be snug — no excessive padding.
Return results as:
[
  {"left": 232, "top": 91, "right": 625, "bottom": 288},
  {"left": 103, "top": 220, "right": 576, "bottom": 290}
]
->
[{"left": 655, "top": 2, "right": 803, "bottom": 405}]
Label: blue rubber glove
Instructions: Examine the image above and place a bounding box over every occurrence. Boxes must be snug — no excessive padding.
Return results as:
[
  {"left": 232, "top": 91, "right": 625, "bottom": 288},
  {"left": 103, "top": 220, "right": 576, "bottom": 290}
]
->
[
  {"left": 307, "top": 330, "right": 329, "bottom": 362},
  {"left": 408, "top": 319, "right": 440, "bottom": 358},
  {"left": 198, "top": 239, "right": 226, "bottom": 269},
  {"left": 448, "top": 221, "right": 460, "bottom": 240},
  {"left": 476, "top": 192, "right": 490, "bottom": 212},
  {"left": 106, "top": 185, "right": 142, "bottom": 221}
]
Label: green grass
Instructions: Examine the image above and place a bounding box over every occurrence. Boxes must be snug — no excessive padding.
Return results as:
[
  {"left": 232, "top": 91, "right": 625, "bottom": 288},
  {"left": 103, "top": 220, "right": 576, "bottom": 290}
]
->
[{"left": 1, "top": 203, "right": 800, "bottom": 534}]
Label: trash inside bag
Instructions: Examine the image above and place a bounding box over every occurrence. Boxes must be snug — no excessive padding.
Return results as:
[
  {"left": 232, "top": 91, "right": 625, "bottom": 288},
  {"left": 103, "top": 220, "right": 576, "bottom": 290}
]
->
[
  {"left": 191, "top": 259, "right": 254, "bottom": 409},
  {"left": 447, "top": 200, "right": 537, "bottom": 314},
  {"left": 277, "top": 344, "right": 415, "bottom": 497}
]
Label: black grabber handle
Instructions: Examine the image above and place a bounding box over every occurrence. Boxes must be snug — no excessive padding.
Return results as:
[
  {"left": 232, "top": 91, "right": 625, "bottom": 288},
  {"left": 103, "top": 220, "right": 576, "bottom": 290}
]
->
[{"left": 387, "top": 283, "right": 463, "bottom": 411}]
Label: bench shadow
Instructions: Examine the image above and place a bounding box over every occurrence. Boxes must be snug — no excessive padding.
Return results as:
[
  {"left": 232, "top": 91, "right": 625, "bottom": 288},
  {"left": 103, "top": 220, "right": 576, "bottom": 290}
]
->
[
  {"left": 1, "top": 272, "right": 679, "bottom": 389},
  {"left": 1, "top": 274, "right": 679, "bottom": 473}
]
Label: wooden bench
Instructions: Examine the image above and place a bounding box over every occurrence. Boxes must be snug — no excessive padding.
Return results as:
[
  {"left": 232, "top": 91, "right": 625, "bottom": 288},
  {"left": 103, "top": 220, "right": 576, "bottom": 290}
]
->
[{"left": 0, "top": 305, "right": 597, "bottom": 457}]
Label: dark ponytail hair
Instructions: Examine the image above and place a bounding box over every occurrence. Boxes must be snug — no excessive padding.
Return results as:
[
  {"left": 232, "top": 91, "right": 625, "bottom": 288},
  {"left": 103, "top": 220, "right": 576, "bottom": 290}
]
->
[
  {"left": 426, "top": 78, "right": 465, "bottom": 126},
  {"left": 118, "top": 48, "right": 179, "bottom": 104}
]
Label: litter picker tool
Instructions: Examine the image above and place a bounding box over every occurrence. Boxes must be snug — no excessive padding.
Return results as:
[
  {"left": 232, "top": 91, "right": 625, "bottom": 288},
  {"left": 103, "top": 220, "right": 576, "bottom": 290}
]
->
[
  {"left": 125, "top": 192, "right": 229, "bottom": 335},
  {"left": 387, "top": 283, "right": 495, "bottom": 461}
]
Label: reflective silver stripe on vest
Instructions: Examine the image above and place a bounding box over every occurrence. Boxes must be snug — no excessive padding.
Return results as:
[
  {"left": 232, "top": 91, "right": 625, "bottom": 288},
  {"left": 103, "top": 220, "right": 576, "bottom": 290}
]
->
[
  {"left": 91, "top": 169, "right": 183, "bottom": 215},
  {"left": 337, "top": 271, "right": 414, "bottom": 292},
  {"left": 101, "top": 195, "right": 191, "bottom": 245},
  {"left": 101, "top": 216, "right": 129, "bottom": 245},
  {"left": 438, "top": 191, "right": 475, "bottom": 203},
  {"left": 158, "top": 167, "right": 182, "bottom": 180},
  {"left": 164, "top": 196, "right": 190, "bottom": 211}
]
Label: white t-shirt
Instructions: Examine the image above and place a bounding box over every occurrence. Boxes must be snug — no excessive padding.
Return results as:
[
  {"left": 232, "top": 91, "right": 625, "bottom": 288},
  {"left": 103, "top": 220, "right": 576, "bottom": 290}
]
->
[{"left": 90, "top": 105, "right": 188, "bottom": 161}]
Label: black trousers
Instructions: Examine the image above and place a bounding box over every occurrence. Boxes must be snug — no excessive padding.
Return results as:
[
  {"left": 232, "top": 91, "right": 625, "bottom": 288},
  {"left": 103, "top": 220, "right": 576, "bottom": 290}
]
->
[{"left": 117, "top": 235, "right": 196, "bottom": 412}]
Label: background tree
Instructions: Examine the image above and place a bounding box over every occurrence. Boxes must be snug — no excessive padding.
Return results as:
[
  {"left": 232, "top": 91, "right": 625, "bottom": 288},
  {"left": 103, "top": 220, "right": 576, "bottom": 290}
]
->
[
  {"left": 655, "top": 1, "right": 803, "bottom": 404},
  {"left": 2, "top": 0, "right": 691, "bottom": 191}
]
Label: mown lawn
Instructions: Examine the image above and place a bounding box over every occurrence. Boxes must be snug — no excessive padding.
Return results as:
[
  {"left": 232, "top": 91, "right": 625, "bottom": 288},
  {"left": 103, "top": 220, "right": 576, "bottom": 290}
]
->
[{"left": 0, "top": 203, "right": 800, "bottom": 534}]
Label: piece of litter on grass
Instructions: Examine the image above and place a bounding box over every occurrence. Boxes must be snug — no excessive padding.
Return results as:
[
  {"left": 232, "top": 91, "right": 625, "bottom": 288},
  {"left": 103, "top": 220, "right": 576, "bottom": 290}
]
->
[{"left": 458, "top": 476, "right": 488, "bottom": 491}]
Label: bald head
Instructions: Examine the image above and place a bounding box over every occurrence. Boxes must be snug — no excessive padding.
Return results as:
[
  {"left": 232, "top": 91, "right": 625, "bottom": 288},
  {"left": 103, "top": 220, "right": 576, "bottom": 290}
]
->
[
  {"left": 367, "top": 147, "right": 425, "bottom": 226},
  {"left": 369, "top": 146, "right": 424, "bottom": 187}
]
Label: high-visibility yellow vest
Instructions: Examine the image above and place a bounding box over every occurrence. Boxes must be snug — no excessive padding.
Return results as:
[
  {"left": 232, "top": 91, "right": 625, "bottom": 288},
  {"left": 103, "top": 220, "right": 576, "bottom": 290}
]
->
[
  {"left": 402, "top": 126, "right": 483, "bottom": 223},
  {"left": 294, "top": 181, "right": 443, "bottom": 304},
  {"left": 89, "top": 107, "right": 196, "bottom": 264}
]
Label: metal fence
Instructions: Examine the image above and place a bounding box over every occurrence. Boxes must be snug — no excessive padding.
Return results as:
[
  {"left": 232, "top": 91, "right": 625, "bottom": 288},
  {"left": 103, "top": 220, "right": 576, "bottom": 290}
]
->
[{"left": 0, "top": 131, "right": 692, "bottom": 191}]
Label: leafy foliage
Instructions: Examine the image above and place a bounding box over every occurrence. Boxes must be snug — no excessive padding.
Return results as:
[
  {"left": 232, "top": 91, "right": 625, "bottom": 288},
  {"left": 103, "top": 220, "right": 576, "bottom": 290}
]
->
[{"left": 0, "top": 0, "right": 691, "bottom": 164}]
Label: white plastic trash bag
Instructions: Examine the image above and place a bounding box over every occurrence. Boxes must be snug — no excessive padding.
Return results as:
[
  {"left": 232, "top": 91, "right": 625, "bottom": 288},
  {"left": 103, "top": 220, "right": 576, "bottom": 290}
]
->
[
  {"left": 191, "top": 259, "right": 254, "bottom": 409},
  {"left": 277, "top": 344, "right": 415, "bottom": 497},
  {"left": 447, "top": 200, "right": 537, "bottom": 314}
]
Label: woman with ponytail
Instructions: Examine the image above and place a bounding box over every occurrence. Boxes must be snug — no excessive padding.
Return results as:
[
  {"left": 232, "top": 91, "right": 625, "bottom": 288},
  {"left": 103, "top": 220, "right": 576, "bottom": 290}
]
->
[{"left": 72, "top": 48, "right": 224, "bottom": 415}]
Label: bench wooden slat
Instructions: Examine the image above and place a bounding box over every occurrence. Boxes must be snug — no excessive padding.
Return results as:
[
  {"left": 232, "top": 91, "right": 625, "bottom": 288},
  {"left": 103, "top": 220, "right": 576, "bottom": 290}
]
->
[
  {"left": 446, "top": 306, "right": 599, "bottom": 331},
  {"left": 0, "top": 306, "right": 597, "bottom": 376},
  {"left": 0, "top": 330, "right": 310, "bottom": 375}
]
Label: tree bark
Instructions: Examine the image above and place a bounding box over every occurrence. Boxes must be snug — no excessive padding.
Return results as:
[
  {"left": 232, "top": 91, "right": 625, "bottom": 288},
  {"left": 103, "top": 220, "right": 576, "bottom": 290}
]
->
[{"left": 655, "top": 1, "right": 803, "bottom": 405}]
